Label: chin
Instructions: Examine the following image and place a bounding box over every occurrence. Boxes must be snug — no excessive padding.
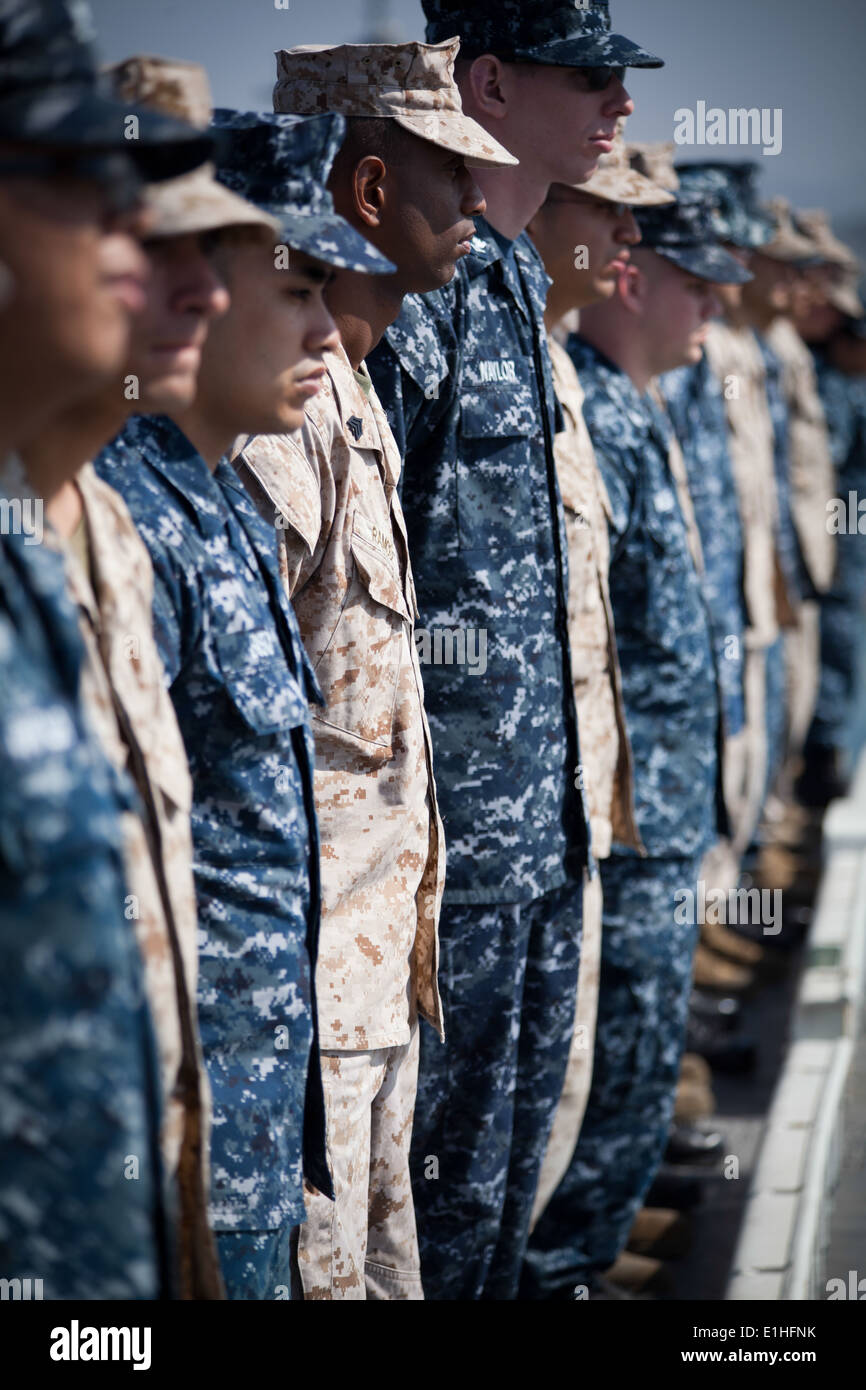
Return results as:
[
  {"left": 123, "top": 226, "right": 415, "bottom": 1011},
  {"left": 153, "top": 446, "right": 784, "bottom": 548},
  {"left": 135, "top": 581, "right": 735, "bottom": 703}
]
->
[
  {"left": 141, "top": 375, "right": 198, "bottom": 414},
  {"left": 566, "top": 153, "right": 600, "bottom": 187},
  {"left": 415, "top": 262, "right": 457, "bottom": 293},
  {"left": 281, "top": 405, "right": 307, "bottom": 434}
]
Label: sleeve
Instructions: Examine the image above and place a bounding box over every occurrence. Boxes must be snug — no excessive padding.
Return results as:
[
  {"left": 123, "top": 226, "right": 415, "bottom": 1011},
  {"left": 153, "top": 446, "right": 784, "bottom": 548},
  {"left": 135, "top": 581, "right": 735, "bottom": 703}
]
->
[{"left": 591, "top": 439, "right": 638, "bottom": 561}]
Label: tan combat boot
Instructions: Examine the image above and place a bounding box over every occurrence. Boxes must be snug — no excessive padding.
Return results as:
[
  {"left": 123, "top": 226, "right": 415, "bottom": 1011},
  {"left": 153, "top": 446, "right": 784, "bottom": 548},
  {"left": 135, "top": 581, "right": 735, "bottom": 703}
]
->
[
  {"left": 604, "top": 1250, "right": 675, "bottom": 1296},
  {"left": 693, "top": 943, "right": 754, "bottom": 994},
  {"left": 627, "top": 1207, "right": 692, "bottom": 1260}
]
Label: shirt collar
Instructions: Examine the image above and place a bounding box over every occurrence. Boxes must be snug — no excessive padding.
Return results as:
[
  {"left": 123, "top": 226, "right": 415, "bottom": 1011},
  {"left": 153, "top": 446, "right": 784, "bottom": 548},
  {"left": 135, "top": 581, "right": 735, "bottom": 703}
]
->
[
  {"left": 464, "top": 217, "right": 552, "bottom": 329},
  {"left": 569, "top": 335, "right": 664, "bottom": 442},
  {"left": 125, "top": 414, "right": 227, "bottom": 539}
]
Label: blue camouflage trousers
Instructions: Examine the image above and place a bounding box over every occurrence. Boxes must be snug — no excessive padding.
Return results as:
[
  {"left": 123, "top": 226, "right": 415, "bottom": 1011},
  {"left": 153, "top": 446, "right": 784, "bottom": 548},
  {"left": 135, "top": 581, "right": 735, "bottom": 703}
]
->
[
  {"left": 809, "top": 588, "right": 866, "bottom": 756},
  {"left": 520, "top": 852, "right": 702, "bottom": 1299},
  {"left": 216, "top": 1224, "right": 300, "bottom": 1300},
  {"left": 765, "top": 635, "right": 788, "bottom": 802},
  {"left": 409, "top": 877, "right": 583, "bottom": 1300}
]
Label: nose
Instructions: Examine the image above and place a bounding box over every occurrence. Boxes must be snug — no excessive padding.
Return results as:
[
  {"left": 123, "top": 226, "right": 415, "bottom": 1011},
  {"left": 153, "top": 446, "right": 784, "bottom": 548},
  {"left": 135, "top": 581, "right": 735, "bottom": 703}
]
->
[
  {"left": 617, "top": 209, "right": 641, "bottom": 245},
  {"left": 103, "top": 229, "right": 151, "bottom": 291},
  {"left": 307, "top": 301, "right": 341, "bottom": 356},
  {"left": 461, "top": 168, "right": 487, "bottom": 220},
  {"left": 604, "top": 75, "right": 634, "bottom": 120},
  {"left": 174, "top": 247, "right": 230, "bottom": 321}
]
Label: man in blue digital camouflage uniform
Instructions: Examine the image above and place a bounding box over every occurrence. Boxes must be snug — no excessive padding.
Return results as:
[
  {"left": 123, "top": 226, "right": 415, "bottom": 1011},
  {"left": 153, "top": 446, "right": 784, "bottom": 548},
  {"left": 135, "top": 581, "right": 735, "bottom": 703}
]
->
[
  {"left": 809, "top": 319, "right": 866, "bottom": 781},
  {"left": 658, "top": 164, "right": 780, "bottom": 990},
  {"left": 661, "top": 165, "right": 771, "bottom": 768},
  {"left": 368, "top": 0, "right": 664, "bottom": 1300},
  {"left": 792, "top": 216, "right": 866, "bottom": 800},
  {"left": 0, "top": 0, "right": 213, "bottom": 1298},
  {"left": 96, "top": 112, "right": 394, "bottom": 1299},
  {"left": 522, "top": 193, "right": 748, "bottom": 1299}
]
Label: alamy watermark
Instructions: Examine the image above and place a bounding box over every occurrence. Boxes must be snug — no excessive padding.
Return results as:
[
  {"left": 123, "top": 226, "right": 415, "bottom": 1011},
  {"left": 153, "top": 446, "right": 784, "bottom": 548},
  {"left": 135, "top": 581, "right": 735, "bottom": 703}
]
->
[
  {"left": 674, "top": 880, "right": 782, "bottom": 935},
  {"left": 826, "top": 1270, "right": 866, "bottom": 1299},
  {"left": 415, "top": 627, "right": 487, "bottom": 677},
  {"left": 1, "top": 1276, "right": 43, "bottom": 1299},
  {"left": 0, "top": 495, "right": 42, "bottom": 545},
  {"left": 674, "top": 101, "right": 782, "bottom": 157},
  {"left": 49, "top": 1321, "right": 151, "bottom": 1370},
  {"left": 826, "top": 491, "right": 866, "bottom": 534}
]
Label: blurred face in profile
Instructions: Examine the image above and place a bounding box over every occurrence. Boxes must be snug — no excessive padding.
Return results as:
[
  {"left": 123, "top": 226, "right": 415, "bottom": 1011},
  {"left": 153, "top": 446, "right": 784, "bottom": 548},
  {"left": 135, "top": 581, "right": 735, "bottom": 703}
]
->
[
  {"left": 0, "top": 148, "right": 150, "bottom": 445},
  {"left": 632, "top": 248, "right": 723, "bottom": 374},
  {"left": 528, "top": 185, "right": 641, "bottom": 310},
  {"left": 715, "top": 243, "right": 752, "bottom": 315},
  {"left": 191, "top": 229, "right": 341, "bottom": 435},
  {"left": 741, "top": 250, "right": 797, "bottom": 319},
  {"left": 125, "top": 232, "right": 231, "bottom": 413}
]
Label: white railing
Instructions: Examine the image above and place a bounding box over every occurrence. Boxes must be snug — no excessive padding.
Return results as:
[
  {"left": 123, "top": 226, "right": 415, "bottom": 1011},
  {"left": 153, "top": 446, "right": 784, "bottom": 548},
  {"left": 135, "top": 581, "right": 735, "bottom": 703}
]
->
[{"left": 727, "top": 751, "right": 866, "bottom": 1300}]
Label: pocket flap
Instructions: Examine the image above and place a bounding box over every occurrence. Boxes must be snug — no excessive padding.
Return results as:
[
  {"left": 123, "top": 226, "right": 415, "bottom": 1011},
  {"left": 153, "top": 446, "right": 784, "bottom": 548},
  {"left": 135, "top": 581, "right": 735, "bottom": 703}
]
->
[
  {"left": 459, "top": 355, "right": 538, "bottom": 439},
  {"left": 350, "top": 513, "right": 410, "bottom": 622},
  {"left": 211, "top": 628, "right": 308, "bottom": 734}
]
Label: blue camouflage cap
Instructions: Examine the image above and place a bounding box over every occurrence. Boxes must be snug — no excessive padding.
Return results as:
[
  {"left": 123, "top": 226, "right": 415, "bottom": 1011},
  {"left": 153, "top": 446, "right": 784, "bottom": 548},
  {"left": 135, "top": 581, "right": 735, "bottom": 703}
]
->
[
  {"left": 0, "top": 0, "right": 211, "bottom": 181},
  {"left": 210, "top": 109, "right": 395, "bottom": 276},
  {"left": 674, "top": 162, "right": 774, "bottom": 249},
  {"left": 635, "top": 191, "right": 753, "bottom": 284},
  {"left": 423, "top": 0, "right": 663, "bottom": 68}
]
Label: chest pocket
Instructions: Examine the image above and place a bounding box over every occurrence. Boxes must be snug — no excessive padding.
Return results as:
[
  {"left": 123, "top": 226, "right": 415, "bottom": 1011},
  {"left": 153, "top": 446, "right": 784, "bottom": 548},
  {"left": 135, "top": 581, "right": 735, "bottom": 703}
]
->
[
  {"left": 458, "top": 353, "right": 541, "bottom": 553},
  {"left": 211, "top": 628, "right": 308, "bottom": 735},
  {"left": 311, "top": 510, "right": 410, "bottom": 757}
]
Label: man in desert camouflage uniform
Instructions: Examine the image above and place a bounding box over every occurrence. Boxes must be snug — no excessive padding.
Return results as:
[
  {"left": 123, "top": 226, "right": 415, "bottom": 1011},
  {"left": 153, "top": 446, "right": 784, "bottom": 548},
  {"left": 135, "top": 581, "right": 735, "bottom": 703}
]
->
[
  {"left": 700, "top": 175, "right": 795, "bottom": 858},
  {"left": 237, "top": 38, "right": 514, "bottom": 1300},
  {"left": 17, "top": 56, "right": 287, "bottom": 1299},
  {"left": 0, "top": 0, "right": 214, "bottom": 1297},
  {"left": 522, "top": 192, "right": 747, "bottom": 1300},
  {"left": 522, "top": 121, "right": 668, "bottom": 1223},
  {"left": 368, "top": 0, "right": 664, "bottom": 1301},
  {"left": 96, "top": 110, "right": 390, "bottom": 1298},
  {"left": 738, "top": 198, "right": 830, "bottom": 798}
]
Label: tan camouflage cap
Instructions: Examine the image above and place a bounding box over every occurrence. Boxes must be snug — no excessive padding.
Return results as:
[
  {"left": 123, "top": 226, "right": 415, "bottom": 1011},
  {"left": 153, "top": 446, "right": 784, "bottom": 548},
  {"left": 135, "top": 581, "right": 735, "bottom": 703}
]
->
[
  {"left": 626, "top": 141, "right": 680, "bottom": 192},
  {"left": 758, "top": 197, "right": 819, "bottom": 264},
  {"left": 794, "top": 208, "right": 859, "bottom": 273},
  {"left": 825, "top": 266, "right": 864, "bottom": 319},
  {"left": 106, "top": 56, "right": 279, "bottom": 238},
  {"left": 273, "top": 38, "right": 518, "bottom": 170},
  {"left": 578, "top": 121, "right": 675, "bottom": 207}
]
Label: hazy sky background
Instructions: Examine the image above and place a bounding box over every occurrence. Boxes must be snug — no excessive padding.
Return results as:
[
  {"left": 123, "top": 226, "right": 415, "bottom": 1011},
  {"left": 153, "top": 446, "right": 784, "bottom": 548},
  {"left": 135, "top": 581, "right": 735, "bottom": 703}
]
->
[{"left": 90, "top": 0, "right": 866, "bottom": 259}]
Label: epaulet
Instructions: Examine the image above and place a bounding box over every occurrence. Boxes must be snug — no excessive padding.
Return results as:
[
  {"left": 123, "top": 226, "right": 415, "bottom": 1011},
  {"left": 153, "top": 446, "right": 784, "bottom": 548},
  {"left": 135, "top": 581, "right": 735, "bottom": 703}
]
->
[{"left": 383, "top": 286, "right": 453, "bottom": 394}]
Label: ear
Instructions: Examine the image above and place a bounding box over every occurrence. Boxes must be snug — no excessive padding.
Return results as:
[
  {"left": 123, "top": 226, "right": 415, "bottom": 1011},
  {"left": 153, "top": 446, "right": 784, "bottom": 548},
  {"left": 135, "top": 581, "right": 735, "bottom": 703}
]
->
[
  {"left": 466, "top": 55, "right": 509, "bottom": 122},
  {"left": 618, "top": 261, "right": 644, "bottom": 314},
  {"left": 352, "top": 155, "right": 387, "bottom": 231}
]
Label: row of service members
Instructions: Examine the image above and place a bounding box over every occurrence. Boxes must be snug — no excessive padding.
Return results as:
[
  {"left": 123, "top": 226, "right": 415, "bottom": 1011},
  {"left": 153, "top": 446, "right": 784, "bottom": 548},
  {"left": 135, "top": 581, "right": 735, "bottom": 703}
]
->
[{"left": 3, "top": 0, "right": 865, "bottom": 1302}]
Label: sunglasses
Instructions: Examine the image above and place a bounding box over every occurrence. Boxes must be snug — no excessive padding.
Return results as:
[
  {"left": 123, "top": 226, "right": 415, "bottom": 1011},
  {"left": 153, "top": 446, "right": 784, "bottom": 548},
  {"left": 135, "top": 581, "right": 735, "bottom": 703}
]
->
[
  {"left": 546, "top": 191, "right": 631, "bottom": 219},
  {"left": 575, "top": 66, "right": 627, "bottom": 92}
]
